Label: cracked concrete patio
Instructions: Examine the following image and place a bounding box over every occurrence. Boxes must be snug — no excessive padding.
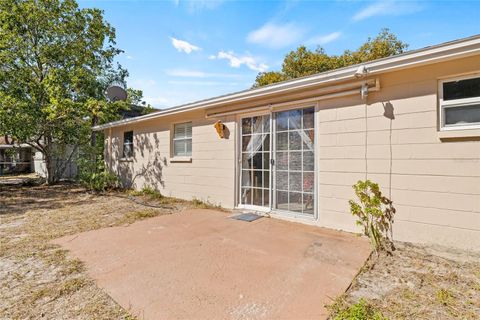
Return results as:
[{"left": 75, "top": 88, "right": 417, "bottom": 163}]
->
[{"left": 55, "top": 209, "right": 370, "bottom": 320}]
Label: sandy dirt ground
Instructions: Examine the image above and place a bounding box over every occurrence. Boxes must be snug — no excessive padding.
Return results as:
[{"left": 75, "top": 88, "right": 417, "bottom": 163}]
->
[
  {"left": 0, "top": 184, "right": 189, "bottom": 319},
  {"left": 329, "top": 242, "right": 480, "bottom": 319}
]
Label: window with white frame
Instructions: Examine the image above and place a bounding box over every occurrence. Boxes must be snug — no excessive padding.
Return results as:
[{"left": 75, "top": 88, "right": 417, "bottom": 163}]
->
[
  {"left": 123, "top": 131, "right": 134, "bottom": 158},
  {"left": 173, "top": 122, "right": 192, "bottom": 157},
  {"left": 439, "top": 75, "right": 480, "bottom": 130}
]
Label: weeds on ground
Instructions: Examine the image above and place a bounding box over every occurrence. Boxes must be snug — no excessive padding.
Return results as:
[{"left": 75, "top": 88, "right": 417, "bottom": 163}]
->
[
  {"left": 127, "top": 186, "right": 185, "bottom": 206},
  {"left": 191, "top": 197, "right": 224, "bottom": 210},
  {"left": 129, "top": 186, "right": 163, "bottom": 199},
  {"left": 328, "top": 297, "right": 387, "bottom": 320},
  {"left": 328, "top": 244, "right": 480, "bottom": 320},
  {"left": 436, "top": 288, "right": 454, "bottom": 306},
  {"left": 126, "top": 187, "right": 227, "bottom": 211},
  {"left": 119, "top": 209, "right": 161, "bottom": 224}
]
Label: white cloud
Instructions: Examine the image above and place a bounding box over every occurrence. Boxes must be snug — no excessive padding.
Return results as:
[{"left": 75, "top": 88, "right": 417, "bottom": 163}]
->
[
  {"left": 166, "top": 69, "right": 242, "bottom": 78},
  {"left": 209, "top": 51, "right": 268, "bottom": 72},
  {"left": 353, "top": 0, "right": 422, "bottom": 22},
  {"left": 307, "top": 31, "right": 342, "bottom": 45},
  {"left": 247, "top": 23, "right": 304, "bottom": 49},
  {"left": 170, "top": 37, "right": 201, "bottom": 54}
]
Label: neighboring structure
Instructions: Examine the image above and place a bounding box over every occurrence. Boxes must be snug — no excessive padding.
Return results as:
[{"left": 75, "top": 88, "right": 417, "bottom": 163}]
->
[
  {"left": 94, "top": 35, "right": 480, "bottom": 252},
  {"left": 0, "top": 137, "right": 33, "bottom": 175},
  {"left": 0, "top": 136, "right": 77, "bottom": 179},
  {"left": 0, "top": 105, "right": 152, "bottom": 178}
]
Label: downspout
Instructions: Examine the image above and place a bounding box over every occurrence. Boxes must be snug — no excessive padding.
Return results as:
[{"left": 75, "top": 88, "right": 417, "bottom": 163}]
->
[
  {"left": 363, "top": 85, "right": 369, "bottom": 181},
  {"left": 355, "top": 66, "right": 381, "bottom": 181},
  {"left": 362, "top": 78, "right": 381, "bottom": 181}
]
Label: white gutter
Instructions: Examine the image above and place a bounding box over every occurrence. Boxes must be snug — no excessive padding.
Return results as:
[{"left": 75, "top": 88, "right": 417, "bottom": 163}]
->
[
  {"left": 205, "top": 79, "right": 380, "bottom": 118},
  {"left": 93, "top": 34, "right": 480, "bottom": 131}
]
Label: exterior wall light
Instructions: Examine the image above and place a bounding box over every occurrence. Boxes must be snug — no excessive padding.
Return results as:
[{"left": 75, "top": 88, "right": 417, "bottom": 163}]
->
[{"left": 354, "top": 65, "right": 368, "bottom": 78}]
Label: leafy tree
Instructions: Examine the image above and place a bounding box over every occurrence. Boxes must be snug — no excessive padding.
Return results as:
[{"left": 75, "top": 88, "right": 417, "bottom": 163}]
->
[
  {"left": 282, "top": 47, "right": 337, "bottom": 79},
  {"left": 253, "top": 28, "right": 408, "bottom": 87},
  {"left": 253, "top": 71, "right": 287, "bottom": 88},
  {"left": 126, "top": 88, "right": 154, "bottom": 114},
  {"left": 0, "top": 0, "right": 127, "bottom": 183}
]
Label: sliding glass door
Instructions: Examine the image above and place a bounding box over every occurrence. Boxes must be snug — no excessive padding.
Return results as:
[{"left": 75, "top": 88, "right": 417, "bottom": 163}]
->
[
  {"left": 274, "top": 107, "right": 315, "bottom": 215},
  {"left": 239, "top": 106, "right": 315, "bottom": 216}
]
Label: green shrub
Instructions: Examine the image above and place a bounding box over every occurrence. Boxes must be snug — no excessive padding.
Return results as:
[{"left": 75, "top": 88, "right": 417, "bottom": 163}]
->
[
  {"left": 129, "top": 186, "right": 163, "bottom": 199},
  {"left": 332, "top": 298, "right": 387, "bottom": 320},
  {"left": 140, "top": 186, "right": 163, "bottom": 199},
  {"left": 349, "top": 180, "right": 395, "bottom": 254},
  {"left": 79, "top": 169, "right": 118, "bottom": 192},
  {"left": 78, "top": 154, "right": 118, "bottom": 192}
]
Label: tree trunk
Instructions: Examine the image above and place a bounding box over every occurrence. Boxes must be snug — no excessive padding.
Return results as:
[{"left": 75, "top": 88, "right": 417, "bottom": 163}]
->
[
  {"left": 44, "top": 133, "right": 57, "bottom": 184},
  {"left": 91, "top": 116, "right": 98, "bottom": 147},
  {"left": 44, "top": 152, "right": 56, "bottom": 184}
]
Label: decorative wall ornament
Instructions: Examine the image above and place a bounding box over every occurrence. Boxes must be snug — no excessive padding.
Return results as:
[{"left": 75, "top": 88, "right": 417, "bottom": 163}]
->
[{"left": 214, "top": 120, "right": 226, "bottom": 139}]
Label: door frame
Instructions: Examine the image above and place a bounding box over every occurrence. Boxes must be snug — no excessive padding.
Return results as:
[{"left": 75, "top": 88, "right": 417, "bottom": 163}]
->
[
  {"left": 235, "top": 103, "right": 319, "bottom": 221},
  {"left": 235, "top": 109, "right": 273, "bottom": 213}
]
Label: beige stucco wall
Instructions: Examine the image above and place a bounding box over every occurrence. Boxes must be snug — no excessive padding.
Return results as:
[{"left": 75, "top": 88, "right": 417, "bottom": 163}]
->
[
  {"left": 316, "top": 55, "right": 480, "bottom": 251},
  {"left": 105, "top": 54, "right": 480, "bottom": 252},
  {"left": 107, "top": 110, "right": 237, "bottom": 208}
]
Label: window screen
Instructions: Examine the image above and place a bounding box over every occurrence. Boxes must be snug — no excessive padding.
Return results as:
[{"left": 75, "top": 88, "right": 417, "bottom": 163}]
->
[
  {"left": 173, "top": 122, "right": 192, "bottom": 157},
  {"left": 123, "top": 131, "right": 133, "bottom": 158}
]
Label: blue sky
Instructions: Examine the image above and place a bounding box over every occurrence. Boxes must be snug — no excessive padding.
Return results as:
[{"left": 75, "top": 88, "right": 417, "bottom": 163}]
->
[{"left": 78, "top": 0, "right": 480, "bottom": 109}]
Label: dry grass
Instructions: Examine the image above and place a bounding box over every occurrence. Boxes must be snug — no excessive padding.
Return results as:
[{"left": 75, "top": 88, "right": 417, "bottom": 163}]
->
[
  {"left": 0, "top": 172, "right": 39, "bottom": 180},
  {"left": 327, "top": 243, "right": 480, "bottom": 319},
  {"left": 0, "top": 183, "right": 209, "bottom": 319}
]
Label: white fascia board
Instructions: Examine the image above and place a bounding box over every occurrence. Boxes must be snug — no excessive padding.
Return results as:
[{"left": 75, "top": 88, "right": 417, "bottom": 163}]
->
[{"left": 93, "top": 35, "right": 480, "bottom": 131}]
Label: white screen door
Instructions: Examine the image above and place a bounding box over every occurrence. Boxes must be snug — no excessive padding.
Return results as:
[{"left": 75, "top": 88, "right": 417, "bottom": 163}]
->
[{"left": 239, "top": 115, "right": 271, "bottom": 208}]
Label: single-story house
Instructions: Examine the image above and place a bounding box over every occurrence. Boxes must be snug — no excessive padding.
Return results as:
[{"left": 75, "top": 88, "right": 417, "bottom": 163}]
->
[{"left": 94, "top": 35, "right": 480, "bottom": 252}]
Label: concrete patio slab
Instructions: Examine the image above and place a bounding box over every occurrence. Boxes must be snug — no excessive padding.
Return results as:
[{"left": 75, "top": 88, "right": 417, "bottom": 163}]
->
[{"left": 54, "top": 209, "right": 370, "bottom": 320}]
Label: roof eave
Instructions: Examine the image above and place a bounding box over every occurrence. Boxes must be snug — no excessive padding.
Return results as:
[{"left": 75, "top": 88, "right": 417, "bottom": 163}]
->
[{"left": 93, "top": 34, "right": 480, "bottom": 131}]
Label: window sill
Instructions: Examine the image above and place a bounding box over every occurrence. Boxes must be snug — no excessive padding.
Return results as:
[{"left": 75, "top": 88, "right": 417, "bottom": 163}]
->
[
  {"left": 119, "top": 158, "right": 134, "bottom": 162},
  {"left": 438, "top": 128, "right": 480, "bottom": 140},
  {"left": 170, "top": 156, "right": 192, "bottom": 163}
]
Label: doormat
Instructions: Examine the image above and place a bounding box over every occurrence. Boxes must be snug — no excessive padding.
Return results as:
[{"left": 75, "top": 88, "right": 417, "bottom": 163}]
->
[{"left": 231, "top": 213, "right": 263, "bottom": 222}]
